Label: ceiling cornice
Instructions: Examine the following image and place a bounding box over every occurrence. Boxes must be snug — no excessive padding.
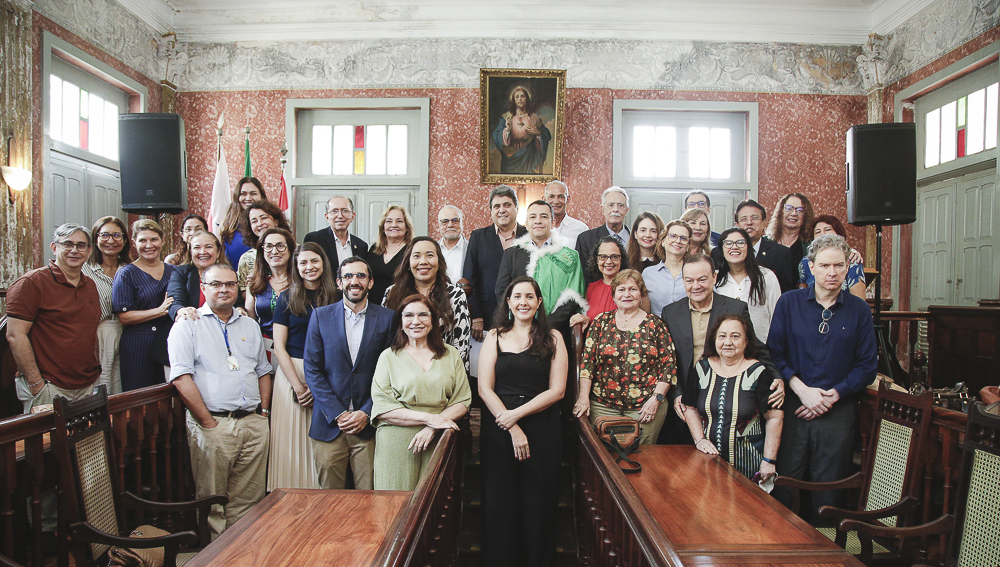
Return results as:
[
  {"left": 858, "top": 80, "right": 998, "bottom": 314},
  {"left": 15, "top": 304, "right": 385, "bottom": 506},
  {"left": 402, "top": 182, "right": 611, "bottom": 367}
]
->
[
  {"left": 870, "top": 0, "right": 937, "bottom": 34},
  {"left": 115, "top": 0, "right": 175, "bottom": 35}
]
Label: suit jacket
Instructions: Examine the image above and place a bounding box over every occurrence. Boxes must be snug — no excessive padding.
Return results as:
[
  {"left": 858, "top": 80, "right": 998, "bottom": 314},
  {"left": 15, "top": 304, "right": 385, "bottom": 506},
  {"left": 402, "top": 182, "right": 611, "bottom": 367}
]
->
[
  {"left": 660, "top": 293, "right": 778, "bottom": 401},
  {"left": 303, "top": 300, "right": 396, "bottom": 442},
  {"left": 462, "top": 223, "right": 527, "bottom": 328},
  {"left": 303, "top": 227, "right": 368, "bottom": 267},
  {"left": 575, "top": 224, "right": 612, "bottom": 284},
  {"left": 166, "top": 264, "right": 200, "bottom": 321},
  {"left": 711, "top": 237, "right": 797, "bottom": 293}
]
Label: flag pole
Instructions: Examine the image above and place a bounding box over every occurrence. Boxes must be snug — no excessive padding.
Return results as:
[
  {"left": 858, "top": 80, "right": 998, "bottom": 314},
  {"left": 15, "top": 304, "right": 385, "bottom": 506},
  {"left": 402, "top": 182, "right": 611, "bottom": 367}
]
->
[{"left": 244, "top": 124, "right": 252, "bottom": 178}]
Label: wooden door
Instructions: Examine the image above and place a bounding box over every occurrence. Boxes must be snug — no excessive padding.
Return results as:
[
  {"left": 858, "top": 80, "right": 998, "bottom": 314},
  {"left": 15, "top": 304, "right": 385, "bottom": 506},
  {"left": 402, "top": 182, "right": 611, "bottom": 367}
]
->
[
  {"left": 955, "top": 170, "right": 999, "bottom": 305},
  {"left": 912, "top": 179, "right": 958, "bottom": 309}
]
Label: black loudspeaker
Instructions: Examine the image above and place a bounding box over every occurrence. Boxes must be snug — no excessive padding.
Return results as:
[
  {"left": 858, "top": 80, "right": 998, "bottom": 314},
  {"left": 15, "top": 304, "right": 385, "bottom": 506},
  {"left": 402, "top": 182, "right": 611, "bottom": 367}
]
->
[
  {"left": 845, "top": 123, "right": 916, "bottom": 226},
  {"left": 119, "top": 113, "right": 187, "bottom": 214}
]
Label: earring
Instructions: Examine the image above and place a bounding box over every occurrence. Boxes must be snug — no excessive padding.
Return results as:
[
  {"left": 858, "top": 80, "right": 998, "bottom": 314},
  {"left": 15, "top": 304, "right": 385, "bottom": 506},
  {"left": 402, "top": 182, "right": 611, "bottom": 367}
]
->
[{"left": 508, "top": 310, "right": 513, "bottom": 320}]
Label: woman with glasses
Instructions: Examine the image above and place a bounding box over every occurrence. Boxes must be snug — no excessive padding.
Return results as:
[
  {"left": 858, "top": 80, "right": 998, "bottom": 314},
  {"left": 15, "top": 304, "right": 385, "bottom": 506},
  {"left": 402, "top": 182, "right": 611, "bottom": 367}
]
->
[
  {"left": 714, "top": 228, "right": 781, "bottom": 342},
  {"left": 237, "top": 200, "right": 292, "bottom": 293},
  {"left": 643, "top": 220, "right": 692, "bottom": 317},
  {"left": 268, "top": 242, "right": 340, "bottom": 491},
  {"left": 112, "top": 219, "right": 175, "bottom": 391},
  {"left": 168, "top": 230, "right": 227, "bottom": 322},
  {"left": 383, "top": 236, "right": 471, "bottom": 370},
  {"left": 574, "top": 270, "right": 676, "bottom": 444},
  {"left": 683, "top": 314, "right": 783, "bottom": 481},
  {"left": 371, "top": 295, "right": 472, "bottom": 491},
  {"left": 83, "top": 217, "right": 131, "bottom": 394},
  {"left": 247, "top": 228, "right": 295, "bottom": 340},
  {"left": 798, "top": 215, "right": 867, "bottom": 299},
  {"left": 478, "top": 277, "right": 568, "bottom": 567},
  {"left": 765, "top": 193, "right": 814, "bottom": 281},
  {"left": 165, "top": 214, "right": 208, "bottom": 265},
  {"left": 627, "top": 212, "right": 665, "bottom": 272},
  {"left": 570, "top": 236, "right": 630, "bottom": 329},
  {"left": 220, "top": 176, "right": 267, "bottom": 268},
  {"left": 681, "top": 208, "right": 712, "bottom": 256}
]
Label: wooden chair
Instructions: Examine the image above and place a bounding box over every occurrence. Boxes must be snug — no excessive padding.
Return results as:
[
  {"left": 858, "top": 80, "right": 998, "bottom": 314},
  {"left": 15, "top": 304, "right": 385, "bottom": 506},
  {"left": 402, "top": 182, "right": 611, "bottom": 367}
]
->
[
  {"left": 841, "top": 402, "right": 1000, "bottom": 567},
  {"left": 774, "top": 381, "right": 934, "bottom": 563},
  {"left": 52, "top": 386, "right": 226, "bottom": 567}
]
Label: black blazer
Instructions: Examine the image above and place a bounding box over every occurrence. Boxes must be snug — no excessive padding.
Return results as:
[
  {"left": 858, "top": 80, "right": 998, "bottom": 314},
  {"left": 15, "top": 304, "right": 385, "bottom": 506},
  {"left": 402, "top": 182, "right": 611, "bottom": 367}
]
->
[
  {"left": 166, "top": 264, "right": 201, "bottom": 321},
  {"left": 303, "top": 227, "right": 369, "bottom": 267},
  {"left": 711, "top": 237, "right": 796, "bottom": 293},
  {"left": 575, "top": 225, "right": 611, "bottom": 285},
  {"left": 660, "top": 293, "right": 778, "bottom": 400},
  {"left": 462, "top": 223, "right": 527, "bottom": 328}
]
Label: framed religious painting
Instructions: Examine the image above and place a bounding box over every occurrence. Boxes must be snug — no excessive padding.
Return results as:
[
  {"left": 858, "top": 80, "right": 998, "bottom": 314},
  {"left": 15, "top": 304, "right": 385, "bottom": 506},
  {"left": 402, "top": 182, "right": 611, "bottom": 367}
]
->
[{"left": 480, "top": 68, "right": 566, "bottom": 184}]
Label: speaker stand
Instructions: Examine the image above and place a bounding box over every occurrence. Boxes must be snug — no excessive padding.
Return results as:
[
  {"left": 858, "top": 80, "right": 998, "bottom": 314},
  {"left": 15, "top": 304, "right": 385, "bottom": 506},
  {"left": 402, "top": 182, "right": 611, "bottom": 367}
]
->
[{"left": 872, "top": 224, "right": 907, "bottom": 386}]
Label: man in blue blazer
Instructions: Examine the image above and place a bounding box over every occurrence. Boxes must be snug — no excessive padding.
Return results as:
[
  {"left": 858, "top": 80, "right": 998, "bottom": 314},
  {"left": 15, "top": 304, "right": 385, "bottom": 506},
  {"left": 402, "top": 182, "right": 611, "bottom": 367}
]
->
[{"left": 304, "top": 256, "right": 395, "bottom": 490}]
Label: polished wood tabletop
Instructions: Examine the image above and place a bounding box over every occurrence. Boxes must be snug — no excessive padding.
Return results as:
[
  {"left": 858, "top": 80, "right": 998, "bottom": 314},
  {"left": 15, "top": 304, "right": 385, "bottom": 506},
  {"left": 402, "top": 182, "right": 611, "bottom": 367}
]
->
[
  {"left": 625, "top": 445, "right": 864, "bottom": 566},
  {"left": 184, "top": 489, "right": 410, "bottom": 567}
]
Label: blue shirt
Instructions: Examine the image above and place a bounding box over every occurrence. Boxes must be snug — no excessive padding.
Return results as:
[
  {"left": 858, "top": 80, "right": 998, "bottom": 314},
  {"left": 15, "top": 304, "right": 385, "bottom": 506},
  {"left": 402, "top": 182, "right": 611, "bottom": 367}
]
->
[
  {"left": 643, "top": 262, "right": 687, "bottom": 316},
  {"left": 272, "top": 292, "right": 315, "bottom": 359},
  {"left": 766, "top": 287, "right": 877, "bottom": 399}
]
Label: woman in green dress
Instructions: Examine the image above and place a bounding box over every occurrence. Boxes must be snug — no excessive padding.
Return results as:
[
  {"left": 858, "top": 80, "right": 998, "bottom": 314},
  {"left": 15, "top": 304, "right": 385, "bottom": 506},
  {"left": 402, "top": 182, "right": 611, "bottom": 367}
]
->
[{"left": 371, "top": 294, "right": 472, "bottom": 491}]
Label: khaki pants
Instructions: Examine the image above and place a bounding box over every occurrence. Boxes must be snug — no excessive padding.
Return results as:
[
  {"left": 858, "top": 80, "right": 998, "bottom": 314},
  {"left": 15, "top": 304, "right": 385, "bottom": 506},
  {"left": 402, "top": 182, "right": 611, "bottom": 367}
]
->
[
  {"left": 589, "top": 398, "right": 669, "bottom": 445},
  {"left": 311, "top": 434, "right": 376, "bottom": 490},
  {"left": 186, "top": 412, "right": 269, "bottom": 539},
  {"left": 15, "top": 375, "right": 94, "bottom": 414}
]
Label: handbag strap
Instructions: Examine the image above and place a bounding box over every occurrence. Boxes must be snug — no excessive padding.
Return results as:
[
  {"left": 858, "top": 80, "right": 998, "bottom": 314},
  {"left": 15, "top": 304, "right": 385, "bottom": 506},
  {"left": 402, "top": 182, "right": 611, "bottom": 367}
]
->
[{"left": 600, "top": 435, "right": 642, "bottom": 474}]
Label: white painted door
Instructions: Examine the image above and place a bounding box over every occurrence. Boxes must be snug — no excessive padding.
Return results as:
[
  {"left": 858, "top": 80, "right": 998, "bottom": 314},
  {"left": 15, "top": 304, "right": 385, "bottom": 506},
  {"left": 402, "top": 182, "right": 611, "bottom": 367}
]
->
[
  {"left": 45, "top": 153, "right": 122, "bottom": 260},
  {"left": 624, "top": 189, "right": 741, "bottom": 234},
  {"left": 955, "top": 170, "right": 999, "bottom": 304},
  {"left": 296, "top": 187, "right": 417, "bottom": 246}
]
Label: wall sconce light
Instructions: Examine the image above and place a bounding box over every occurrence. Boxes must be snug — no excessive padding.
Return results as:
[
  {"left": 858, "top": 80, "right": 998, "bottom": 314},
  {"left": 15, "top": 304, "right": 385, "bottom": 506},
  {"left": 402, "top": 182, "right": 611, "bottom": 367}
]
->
[{"left": 2, "top": 134, "right": 31, "bottom": 204}]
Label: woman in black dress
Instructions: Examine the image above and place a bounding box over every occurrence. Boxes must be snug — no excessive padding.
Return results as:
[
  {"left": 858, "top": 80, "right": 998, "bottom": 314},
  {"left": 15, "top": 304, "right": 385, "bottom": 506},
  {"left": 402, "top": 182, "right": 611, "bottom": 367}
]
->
[
  {"left": 367, "top": 205, "right": 413, "bottom": 304},
  {"left": 478, "top": 276, "right": 568, "bottom": 567}
]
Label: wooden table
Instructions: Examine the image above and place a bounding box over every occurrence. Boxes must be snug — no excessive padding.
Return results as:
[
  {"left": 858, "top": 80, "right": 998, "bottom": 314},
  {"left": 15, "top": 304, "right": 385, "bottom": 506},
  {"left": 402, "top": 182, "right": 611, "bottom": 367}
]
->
[
  {"left": 184, "top": 489, "right": 410, "bottom": 567},
  {"left": 627, "top": 446, "right": 864, "bottom": 567}
]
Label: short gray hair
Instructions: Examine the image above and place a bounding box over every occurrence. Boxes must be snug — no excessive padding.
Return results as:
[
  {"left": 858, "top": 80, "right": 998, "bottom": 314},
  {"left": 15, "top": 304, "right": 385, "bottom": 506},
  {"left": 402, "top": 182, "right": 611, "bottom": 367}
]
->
[
  {"left": 439, "top": 204, "right": 463, "bottom": 220},
  {"left": 544, "top": 180, "right": 569, "bottom": 197},
  {"left": 489, "top": 185, "right": 518, "bottom": 208},
  {"left": 807, "top": 234, "right": 851, "bottom": 264},
  {"left": 601, "top": 186, "right": 629, "bottom": 207},
  {"left": 53, "top": 223, "right": 91, "bottom": 247}
]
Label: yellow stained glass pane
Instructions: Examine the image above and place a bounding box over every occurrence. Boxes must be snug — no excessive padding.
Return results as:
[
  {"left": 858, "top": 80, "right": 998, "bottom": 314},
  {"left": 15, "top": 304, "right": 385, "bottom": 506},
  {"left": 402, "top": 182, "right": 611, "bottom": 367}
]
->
[{"left": 354, "top": 149, "right": 365, "bottom": 175}]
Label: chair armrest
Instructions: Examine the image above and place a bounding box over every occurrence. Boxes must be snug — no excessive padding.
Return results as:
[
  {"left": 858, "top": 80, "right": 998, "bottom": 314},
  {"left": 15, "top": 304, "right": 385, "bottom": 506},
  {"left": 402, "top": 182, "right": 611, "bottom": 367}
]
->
[
  {"left": 69, "top": 522, "right": 199, "bottom": 549},
  {"left": 818, "top": 496, "right": 920, "bottom": 522},
  {"left": 121, "top": 491, "right": 228, "bottom": 513},
  {"left": 774, "top": 471, "right": 864, "bottom": 492},
  {"left": 839, "top": 514, "right": 956, "bottom": 540}
]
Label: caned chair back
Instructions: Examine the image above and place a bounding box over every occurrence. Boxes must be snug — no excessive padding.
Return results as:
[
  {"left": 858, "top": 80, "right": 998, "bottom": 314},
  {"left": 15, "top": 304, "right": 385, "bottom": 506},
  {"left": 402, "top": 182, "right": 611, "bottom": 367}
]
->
[
  {"left": 952, "top": 403, "right": 1000, "bottom": 567},
  {"left": 52, "top": 386, "right": 124, "bottom": 563},
  {"left": 858, "top": 381, "right": 934, "bottom": 527}
]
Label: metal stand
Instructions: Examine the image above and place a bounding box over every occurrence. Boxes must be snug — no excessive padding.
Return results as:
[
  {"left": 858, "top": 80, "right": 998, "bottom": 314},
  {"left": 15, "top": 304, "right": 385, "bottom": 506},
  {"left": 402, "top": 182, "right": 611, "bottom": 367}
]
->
[{"left": 873, "top": 224, "right": 905, "bottom": 385}]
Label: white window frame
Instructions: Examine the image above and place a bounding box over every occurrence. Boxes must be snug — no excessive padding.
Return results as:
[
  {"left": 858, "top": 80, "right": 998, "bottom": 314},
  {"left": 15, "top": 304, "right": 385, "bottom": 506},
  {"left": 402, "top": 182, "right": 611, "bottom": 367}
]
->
[
  {"left": 613, "top": 99, "right": 759, "bottom": 195},
  {"left": 285, "top": 98, "right": 431, "bottom": 236}
]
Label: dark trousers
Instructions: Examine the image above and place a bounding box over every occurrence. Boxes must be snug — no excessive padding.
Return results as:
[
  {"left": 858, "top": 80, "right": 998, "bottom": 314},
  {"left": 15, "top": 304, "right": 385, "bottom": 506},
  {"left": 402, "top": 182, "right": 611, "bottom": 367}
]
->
[
  {"left": 774, "top": 396, "right": 857, "bottom": 525},
  {"left": 481, "top": 398, "right": 562, "bottom": 567}
]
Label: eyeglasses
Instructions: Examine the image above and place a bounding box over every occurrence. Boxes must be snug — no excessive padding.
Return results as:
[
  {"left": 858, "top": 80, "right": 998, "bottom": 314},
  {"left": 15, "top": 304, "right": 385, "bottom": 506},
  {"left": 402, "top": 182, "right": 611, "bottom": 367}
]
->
[
  {"left": 98, "top": 232, "right": 125, "bottom": 241},
  {"left": 263, "top": 242, "right": 288, "bottom": 253},
  {"left": 783, "top": 205, "right": 806, "bottom": 214},
  {"left": 686, "top": 201, "right": 708, "bottom": 209},
  {"left": 737, "top": 215, "right": 763, "bottom": 224},
  {"left": 819, "top": 308, "right": 833, "bottom": 334},
  {"left": 402, "top": 311, "right": 432, "bottom": 319},
  {"left": 204, "top": 281, "right": 238, "bottom": 290},
  {"left": 597, "top": 254, "right": 622, "bottom": 262},
  {"left": 56, "top": 241, "right": 91, "bottom": 252},
  {"left": 438, "top": 218, "right": 461, "bottom": 225},
  {"left": 665, "top": 234, "right": 690, "bottom": 244},
  {"left": 327, "top": 208, "right": 352, "bottom": 216},
  {"left": 721, "top": 239, "right": 747, "bottom": 249},
  {"left": 340, "top": 272, "right": 369, "bottom": 281}
]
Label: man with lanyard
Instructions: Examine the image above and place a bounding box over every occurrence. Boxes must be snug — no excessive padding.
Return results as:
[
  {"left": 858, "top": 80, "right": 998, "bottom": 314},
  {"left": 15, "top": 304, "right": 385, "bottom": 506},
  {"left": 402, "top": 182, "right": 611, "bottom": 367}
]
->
[
  {"left": 767, "top": 234, "right": 877, "bottom": 523},
  {"left": 168, "top": 263, "right": 273, "bottom": 538}
]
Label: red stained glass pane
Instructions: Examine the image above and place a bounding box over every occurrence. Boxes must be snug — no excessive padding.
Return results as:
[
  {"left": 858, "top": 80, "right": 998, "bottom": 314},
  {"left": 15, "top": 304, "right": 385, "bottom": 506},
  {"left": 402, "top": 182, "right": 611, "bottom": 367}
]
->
[
  {"left": 958, "top": 127, "right": 966, "bottom": 158},
  {"left": 355, "top": 125, "right": 364, "bottom": 149},
  {"left": 80, "top": 119, "right": 89, "bottom": 151}
]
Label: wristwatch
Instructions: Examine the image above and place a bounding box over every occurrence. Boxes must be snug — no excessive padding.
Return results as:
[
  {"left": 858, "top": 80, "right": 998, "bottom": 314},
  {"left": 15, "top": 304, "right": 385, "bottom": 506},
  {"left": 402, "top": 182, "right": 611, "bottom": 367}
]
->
[{"left": 655, "top": 393, "right": 665, "bottom": 402}]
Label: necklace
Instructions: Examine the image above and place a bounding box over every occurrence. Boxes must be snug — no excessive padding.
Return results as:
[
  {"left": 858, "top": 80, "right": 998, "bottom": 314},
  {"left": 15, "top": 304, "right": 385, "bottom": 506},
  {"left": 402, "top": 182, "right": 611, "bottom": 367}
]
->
[
  {"left": 386, "top": 241, "right": 405, "bottom": 255},
  {"left": 270, "top": 273, "right": 289, "bottom": 285},
  {"left": 616, "top": 309, "right": 641, "bottom": 329}
]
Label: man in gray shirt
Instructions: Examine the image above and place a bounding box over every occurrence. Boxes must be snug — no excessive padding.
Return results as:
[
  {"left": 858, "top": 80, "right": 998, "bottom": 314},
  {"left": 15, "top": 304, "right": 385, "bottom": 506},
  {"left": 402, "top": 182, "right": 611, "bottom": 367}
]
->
[{"left": 168, "top": 263, "right": 273, "bottom": 538}]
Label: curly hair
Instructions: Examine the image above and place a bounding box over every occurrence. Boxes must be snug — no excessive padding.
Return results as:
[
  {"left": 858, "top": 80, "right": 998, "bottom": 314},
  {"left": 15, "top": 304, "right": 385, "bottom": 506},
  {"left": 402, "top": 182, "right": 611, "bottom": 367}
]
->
[
  {"left": 586, "top": 236, "right": 630, "bottom": 282},
  {"left": 765, "top": 193, "right": 814, "bottom": 244}
]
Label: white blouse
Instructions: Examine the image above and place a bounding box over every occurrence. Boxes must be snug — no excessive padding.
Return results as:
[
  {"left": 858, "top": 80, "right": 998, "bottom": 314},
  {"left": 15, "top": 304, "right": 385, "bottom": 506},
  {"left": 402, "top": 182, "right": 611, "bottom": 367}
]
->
[{"left": 714, "top": 267, "right": 781, "bottom": 342}]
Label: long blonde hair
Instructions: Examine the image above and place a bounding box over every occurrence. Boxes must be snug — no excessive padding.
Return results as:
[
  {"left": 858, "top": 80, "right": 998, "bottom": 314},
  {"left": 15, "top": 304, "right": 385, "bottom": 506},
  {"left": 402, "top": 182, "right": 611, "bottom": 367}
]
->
[
  {"left": 680, "top": 208, "right": 711, "bottom": 256},
  {"left": 372, "top": 205, "right": 415, "bottom": 255}
]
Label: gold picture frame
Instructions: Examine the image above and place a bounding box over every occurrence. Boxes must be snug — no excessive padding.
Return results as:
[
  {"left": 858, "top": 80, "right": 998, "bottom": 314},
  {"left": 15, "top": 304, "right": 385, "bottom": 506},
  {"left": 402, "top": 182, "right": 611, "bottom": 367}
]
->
[{"left": 480, "top": 68, "right": 566, "bottom": 184}]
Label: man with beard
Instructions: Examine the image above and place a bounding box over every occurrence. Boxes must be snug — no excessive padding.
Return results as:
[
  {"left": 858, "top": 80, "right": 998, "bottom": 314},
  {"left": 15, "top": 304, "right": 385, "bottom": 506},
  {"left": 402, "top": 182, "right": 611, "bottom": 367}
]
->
[
  {"left": 437, "top": 205, "right": 468, "bottom": 285},
  {"left": 575, "top": 187, "right": 630, "bottom": 285},
  {"left": 304, "top": 257, "right": 396, "bottom": 490}
]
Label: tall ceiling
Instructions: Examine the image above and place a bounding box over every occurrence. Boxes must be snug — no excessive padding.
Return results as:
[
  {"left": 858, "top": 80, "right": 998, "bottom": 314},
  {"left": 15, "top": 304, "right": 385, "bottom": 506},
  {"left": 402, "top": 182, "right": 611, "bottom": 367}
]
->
[{"left": 116, "top": 0, "right": 935, "bottom": 45}]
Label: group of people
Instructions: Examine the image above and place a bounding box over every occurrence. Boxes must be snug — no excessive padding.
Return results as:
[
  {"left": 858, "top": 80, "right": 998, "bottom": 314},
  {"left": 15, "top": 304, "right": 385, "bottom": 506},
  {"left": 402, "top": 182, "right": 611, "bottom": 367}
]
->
[{"left": 5, "top": 177, "right": 877, "bottom": 565}]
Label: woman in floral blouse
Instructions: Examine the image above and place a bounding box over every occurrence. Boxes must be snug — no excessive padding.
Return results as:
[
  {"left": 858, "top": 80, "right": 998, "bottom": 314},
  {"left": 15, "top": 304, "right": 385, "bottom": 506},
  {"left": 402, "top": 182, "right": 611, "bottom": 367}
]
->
[{"left": 573, "top": 269, "right": 677, "bottom": 444}]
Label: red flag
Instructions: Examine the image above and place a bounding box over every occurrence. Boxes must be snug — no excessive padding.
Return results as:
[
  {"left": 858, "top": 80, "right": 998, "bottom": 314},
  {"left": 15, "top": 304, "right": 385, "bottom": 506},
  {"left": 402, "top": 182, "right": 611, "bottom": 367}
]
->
[{"left": 278, "top": 170, "right": 290, "bottom": 219}]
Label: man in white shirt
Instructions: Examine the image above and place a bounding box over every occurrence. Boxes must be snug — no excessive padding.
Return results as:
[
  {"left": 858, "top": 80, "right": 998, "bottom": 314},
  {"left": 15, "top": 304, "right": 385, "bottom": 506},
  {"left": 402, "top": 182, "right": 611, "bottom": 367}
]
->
[
  {"left": 437, "top": 205, "right": 468, "bottom": 285},
  {"left": 545, "top": 181, "right": 588, "bottom": 249}
]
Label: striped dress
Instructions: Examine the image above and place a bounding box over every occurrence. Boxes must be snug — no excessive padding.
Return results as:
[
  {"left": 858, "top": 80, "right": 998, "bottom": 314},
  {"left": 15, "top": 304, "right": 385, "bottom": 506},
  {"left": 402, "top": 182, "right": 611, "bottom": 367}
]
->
[
  {"left": 692, "top": 359, "right": 773, "bottom": 479},
  {"left": 112, "top": 262, "right": 175, "bottom": 391},
  {"left": 82, "top": 262, "right": 123, "bottom": 394}
]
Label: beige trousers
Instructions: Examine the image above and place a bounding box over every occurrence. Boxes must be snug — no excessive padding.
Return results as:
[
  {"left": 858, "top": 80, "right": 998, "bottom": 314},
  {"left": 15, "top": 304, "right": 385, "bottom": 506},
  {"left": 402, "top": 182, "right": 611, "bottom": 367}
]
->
[
  {"left": 186, "top": 412, "right": 269, "bottom": 539},
  {"left": 589, "top": 398, "right": 669, "bottom": 445},
  {"left": 15, "top": 375, "right": 94, "bottom": 414},
  {"left": 311, "top": 434, "right": 376, "bottom": 490}
]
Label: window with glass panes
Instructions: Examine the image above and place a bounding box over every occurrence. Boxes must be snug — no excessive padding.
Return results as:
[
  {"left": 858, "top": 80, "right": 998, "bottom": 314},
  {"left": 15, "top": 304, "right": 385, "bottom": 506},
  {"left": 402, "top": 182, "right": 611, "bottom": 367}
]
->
[{"left": 297, "top": 108, "right": 421, "bottom": 179}]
